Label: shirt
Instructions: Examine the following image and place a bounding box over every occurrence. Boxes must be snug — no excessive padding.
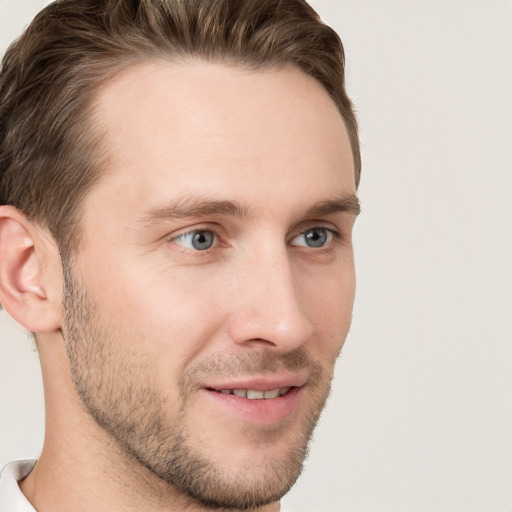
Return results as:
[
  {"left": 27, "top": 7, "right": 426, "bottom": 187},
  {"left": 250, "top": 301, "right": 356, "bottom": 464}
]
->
[{"left": 0, "top": 460, "right": 36, "bottom": 512}]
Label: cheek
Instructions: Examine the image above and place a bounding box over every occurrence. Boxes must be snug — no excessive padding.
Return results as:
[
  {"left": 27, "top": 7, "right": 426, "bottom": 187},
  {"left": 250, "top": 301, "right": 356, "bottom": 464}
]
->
[
  {"left": 81, "top": 257, "right": 228, "bottom": 363},
  {"left": 299, "top": 263, "right": 355, "bottom": 354}
]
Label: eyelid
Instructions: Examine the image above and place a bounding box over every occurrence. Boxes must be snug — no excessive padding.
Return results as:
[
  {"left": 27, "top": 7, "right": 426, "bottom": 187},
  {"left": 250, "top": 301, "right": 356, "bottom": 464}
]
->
[{"left": 289, "top": 219, "right": 342, "bottom": 239}]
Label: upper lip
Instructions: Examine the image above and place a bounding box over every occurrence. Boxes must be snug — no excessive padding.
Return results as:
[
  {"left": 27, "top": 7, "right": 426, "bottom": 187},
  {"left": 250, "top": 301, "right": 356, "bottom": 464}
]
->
[{"left": 203, "top": 374, "right": 308, "bottom": 392}]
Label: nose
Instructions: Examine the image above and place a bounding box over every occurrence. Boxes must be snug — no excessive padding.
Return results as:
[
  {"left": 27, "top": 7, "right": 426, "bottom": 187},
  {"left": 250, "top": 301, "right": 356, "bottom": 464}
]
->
[{"left": 227, "top": 245, "right": 314, "bottom": 352}]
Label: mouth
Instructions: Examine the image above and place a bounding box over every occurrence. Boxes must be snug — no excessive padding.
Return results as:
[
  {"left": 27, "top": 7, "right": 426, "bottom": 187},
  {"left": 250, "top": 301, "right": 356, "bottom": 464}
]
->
[
  {"left": 208, "top": 386, "right": 292, "bottom": 400},
  {"left": 201, "top": 378, "right": 305, "bottom": 424}
]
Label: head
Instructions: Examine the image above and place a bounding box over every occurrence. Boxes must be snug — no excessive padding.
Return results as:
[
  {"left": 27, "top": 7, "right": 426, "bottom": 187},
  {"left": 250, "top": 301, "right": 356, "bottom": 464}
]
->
[{"left": 0, "top": 1, "right": 360, "bottom": 510}]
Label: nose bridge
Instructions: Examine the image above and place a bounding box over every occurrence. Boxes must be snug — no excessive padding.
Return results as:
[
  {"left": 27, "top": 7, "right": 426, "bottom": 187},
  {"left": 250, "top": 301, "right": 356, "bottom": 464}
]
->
[{"left": 228, "top": 241, "right": 314, "bottom": 350}]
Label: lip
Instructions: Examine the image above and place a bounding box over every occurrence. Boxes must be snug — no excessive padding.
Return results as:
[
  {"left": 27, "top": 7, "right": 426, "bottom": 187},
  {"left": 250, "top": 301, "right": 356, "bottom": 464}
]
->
[
  {"left": 200, "top": 374, "right": 308, "bottom": 425},
  {"left": 203, "top": 373, "right": 308, "bottom": 392}
]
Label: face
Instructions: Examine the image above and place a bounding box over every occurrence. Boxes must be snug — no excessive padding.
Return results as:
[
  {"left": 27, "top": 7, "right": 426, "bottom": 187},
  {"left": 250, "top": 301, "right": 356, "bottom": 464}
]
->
[{"left": 63, "top": 61, "right": 358, "bottom": 509}]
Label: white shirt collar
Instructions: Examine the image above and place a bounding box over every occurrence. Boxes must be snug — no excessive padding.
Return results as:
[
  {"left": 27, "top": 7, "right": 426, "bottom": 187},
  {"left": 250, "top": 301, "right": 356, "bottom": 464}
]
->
[{"left": 0, "top": 460, "right": 36, "bottom": 511}]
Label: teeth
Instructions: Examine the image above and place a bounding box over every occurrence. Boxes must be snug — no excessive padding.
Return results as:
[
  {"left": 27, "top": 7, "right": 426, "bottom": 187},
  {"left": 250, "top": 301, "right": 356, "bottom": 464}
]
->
[
  {"left": 218, "top": 387, "right": 291, "bottom": 399},
  {"left": 263, "top": 388, "right": 280, "bottom": 399},
  {"left": 247, "top": 390, "right": 265, "bottom": 399}
]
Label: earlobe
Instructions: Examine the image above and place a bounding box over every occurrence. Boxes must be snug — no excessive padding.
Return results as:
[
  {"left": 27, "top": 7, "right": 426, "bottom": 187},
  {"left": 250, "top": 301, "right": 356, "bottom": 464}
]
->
[{"left": 0, "top": 205, "right": 62, "bottom": 333}]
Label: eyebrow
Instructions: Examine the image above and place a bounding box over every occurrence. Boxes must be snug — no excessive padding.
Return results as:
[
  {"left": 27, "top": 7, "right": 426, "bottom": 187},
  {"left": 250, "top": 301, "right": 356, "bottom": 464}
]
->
[
  {"left": 140, "top": 197, "right": 250, "bottom": 224},
  {"left": 139, "top": 193, "right": 360, "bottom": 225},
  {"left": 305, "top": 196, "right": 361, "bottom": 217}
]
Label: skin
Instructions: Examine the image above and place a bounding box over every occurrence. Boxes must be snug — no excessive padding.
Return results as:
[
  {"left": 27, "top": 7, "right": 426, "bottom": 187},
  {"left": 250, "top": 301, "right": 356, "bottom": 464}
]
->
[{"left": 0, "top": 61, "right": 358, "bottom": 511}]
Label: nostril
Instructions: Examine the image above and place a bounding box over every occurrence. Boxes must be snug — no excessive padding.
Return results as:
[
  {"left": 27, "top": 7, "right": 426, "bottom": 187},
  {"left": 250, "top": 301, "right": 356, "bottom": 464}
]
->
[{"left": 244, "top": 338, "right": 277, "bottom": 348}]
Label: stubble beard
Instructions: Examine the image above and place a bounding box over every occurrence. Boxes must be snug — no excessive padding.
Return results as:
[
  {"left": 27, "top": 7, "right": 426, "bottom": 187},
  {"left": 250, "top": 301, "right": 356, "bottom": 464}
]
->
[{"left": 61, "top": 261, "right": 335, "bottom": 510}]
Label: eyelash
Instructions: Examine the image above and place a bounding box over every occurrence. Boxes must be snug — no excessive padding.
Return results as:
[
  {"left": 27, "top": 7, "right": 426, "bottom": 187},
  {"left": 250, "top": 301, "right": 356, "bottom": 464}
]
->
[{"left": 170, "top": 225, "right": 341, "bottom": 252}]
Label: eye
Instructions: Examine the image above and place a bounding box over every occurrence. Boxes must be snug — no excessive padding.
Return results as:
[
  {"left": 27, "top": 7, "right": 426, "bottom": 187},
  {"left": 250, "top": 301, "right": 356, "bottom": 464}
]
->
[
  {"left": 173, "top": 230, "right": 216, "bottom": 251},
  {"left": 290, "top": 227, "right": 334, "bottom": 248}
]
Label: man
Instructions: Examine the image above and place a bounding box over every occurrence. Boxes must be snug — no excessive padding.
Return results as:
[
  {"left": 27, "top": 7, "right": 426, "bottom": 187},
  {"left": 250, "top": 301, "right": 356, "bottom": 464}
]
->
[{"left": 0, "top": 0, "right": 361, "bottom": 510}]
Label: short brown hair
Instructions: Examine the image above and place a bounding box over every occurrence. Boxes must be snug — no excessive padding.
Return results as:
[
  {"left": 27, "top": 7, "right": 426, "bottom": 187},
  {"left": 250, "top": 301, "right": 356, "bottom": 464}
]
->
[{"left": 0, "top": 0, "right": 360, "bottom": 255}]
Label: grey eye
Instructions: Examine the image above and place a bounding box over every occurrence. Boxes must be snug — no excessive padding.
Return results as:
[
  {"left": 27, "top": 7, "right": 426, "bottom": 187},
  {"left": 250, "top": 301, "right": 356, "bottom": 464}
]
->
[
  {"left": 175, "top": 230, "right": 216, "bottom": 250},
  {"left": 304, "top": 228, "right": 328, "bottom": 247},
  {"left": 191, "top": 231, "right": 215, "bottom": 250},
  {"left": 290, "top": 228, "right": 332, "bottom": 248}
]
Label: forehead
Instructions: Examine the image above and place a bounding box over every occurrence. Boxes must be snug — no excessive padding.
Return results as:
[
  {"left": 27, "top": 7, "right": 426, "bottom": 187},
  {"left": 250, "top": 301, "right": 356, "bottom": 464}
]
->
[{"left": 86, "top": 60, "right": 355, "bottom": 218}]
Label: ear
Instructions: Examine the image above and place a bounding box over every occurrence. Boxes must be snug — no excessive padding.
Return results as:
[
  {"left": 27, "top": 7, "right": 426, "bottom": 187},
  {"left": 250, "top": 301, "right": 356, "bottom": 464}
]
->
[{"left": 0, "top": 205, "right": 63, "bottom": 333}]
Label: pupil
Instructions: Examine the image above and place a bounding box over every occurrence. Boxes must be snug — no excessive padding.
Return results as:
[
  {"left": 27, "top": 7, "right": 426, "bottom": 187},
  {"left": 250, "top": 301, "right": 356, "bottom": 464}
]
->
[
  {"left": 305, "top": 229, "right": 327, "bottom": 247},
  {"left": 192, "top": 231, "right": 214, "bottom": 250}
]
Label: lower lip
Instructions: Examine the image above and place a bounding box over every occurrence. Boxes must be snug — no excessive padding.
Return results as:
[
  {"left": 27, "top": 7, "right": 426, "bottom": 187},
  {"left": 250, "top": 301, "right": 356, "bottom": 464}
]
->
[{"left": 202, "top": 387, "right": 302, "bottom": 425}]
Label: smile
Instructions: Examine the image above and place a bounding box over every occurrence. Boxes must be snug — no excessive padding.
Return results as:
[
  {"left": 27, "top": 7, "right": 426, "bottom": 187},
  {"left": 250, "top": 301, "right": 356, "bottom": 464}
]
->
[
  {"left": 202, "top": 374, "right": 307, "bottom": 423},
  {"left": 214, "top": 387, "right": 292, "bottom": 399}
]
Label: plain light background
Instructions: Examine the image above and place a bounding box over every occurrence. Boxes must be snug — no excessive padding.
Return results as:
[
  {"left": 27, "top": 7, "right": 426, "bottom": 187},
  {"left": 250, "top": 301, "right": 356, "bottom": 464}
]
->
[{"left": 0, "top": 1, "right": 511, "bottom": 511}]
